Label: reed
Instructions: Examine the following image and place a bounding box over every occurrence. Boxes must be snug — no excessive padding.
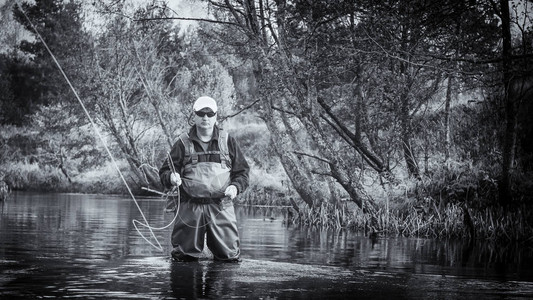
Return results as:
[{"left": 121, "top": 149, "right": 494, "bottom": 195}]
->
[
  {"left": 284, "top": 198, "right": 532, "bottom": 244},
  {"left": 285, "top": 201, "right": 365, "bottom": 230},
  {"left": 470, "top": 206, "right": 533, "bottom": 243}
]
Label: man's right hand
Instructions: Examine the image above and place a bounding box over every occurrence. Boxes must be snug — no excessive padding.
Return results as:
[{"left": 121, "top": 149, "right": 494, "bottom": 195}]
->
[{"left": 170, "top": 172, "right": 182, "bottom": 186}]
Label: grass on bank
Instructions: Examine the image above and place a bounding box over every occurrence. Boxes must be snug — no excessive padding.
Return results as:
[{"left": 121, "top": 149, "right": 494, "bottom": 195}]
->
[{"left": 0, "top": 160, "right": 127, "bottom": 194}]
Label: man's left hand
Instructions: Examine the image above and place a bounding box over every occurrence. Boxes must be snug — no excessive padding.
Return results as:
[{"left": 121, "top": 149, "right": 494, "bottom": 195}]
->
[{"left": 224, "top": 185, "right": 238, "bottom": 200}]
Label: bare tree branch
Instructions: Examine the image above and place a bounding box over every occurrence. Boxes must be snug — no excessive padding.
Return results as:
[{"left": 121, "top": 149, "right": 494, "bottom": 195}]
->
[
  {"left": 219, "top": 99, "right": 261, "bottom": 121},
  {"left": 293, "top": 151, "right": 331, "bottom": 164},
  {"left": 133, "top": 16, "right": 240, "bottom": 26}
]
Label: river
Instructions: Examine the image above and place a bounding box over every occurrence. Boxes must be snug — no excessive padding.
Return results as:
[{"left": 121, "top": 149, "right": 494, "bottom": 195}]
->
[{"left": 1, "top": 192, "right": 532, "bottom": 299}]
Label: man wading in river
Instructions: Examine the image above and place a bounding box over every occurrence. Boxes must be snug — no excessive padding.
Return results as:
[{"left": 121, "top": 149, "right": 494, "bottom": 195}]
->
[{"left": 159, "top": 96, "right": 250, "bottom": 262}]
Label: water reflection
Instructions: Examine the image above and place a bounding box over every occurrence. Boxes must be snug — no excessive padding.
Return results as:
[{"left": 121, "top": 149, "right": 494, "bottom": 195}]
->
[
  {"left": 170, "top": 261, "right": 239, "bottom": 299},
  {"left": 1, "top": 192, "right": 532, "bottom": 299}
]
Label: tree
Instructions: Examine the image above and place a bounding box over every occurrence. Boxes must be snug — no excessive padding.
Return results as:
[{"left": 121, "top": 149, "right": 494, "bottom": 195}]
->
[{"left": 13, "top": 0, "right": 89, "bottom": 111}]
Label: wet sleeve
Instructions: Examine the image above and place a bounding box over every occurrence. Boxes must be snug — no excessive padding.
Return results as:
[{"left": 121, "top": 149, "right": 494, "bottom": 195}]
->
[
  {"left": 228, "top": 135, "right": 250, "bottom": 194},
  {"left": 159, "top": 139, "right": 185, "bottom": 189}
]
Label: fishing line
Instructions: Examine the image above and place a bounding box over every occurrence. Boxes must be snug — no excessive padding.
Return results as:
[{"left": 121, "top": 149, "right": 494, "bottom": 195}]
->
[{"left": 15, "top": 1, "right": 165, "bottom": 251}]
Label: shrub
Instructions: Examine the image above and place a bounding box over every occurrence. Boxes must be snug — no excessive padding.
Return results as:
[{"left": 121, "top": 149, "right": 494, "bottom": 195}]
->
[{"left": 1, "top": 161, "right": 69, "bottom": 191}]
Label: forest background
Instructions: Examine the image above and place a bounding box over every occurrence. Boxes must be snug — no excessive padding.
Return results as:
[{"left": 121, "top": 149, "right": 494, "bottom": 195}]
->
[{"left": 1, "top": 0, "right": 532, "bottom": 243}]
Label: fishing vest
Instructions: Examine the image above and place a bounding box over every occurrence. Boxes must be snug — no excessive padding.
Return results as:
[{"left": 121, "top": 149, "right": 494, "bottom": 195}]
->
[{"left": 179, "top": 130, "right": 232, "bottom": 199}]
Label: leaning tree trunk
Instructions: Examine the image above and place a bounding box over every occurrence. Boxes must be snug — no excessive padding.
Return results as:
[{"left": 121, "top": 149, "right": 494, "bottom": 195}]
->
[{"left": 262, "top": 112, "right": 328, "bottom": 207}]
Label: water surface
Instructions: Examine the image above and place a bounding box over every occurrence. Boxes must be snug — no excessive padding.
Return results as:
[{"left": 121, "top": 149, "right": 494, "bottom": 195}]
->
[{"left": 1, "top": 192, "right": 532, "bottom": 299}]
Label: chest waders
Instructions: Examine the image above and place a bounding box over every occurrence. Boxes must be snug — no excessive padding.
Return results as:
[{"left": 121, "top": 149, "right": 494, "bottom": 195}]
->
[
  {"left": 170, "top": 129, "right": 241, "bottom": 261},
  {"left": 179, "top": 131, "right": 232, "bottom": 199}
]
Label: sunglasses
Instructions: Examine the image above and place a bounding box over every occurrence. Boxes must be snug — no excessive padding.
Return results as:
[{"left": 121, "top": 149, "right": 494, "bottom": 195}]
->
[{"left": 195, "top": 111, "right": 216, "bottom": 118}]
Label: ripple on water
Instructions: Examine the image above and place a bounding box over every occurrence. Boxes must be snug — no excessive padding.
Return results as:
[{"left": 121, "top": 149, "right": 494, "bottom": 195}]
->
[{"left": 231, "top": 259, "right": 354, "bottom": 283}]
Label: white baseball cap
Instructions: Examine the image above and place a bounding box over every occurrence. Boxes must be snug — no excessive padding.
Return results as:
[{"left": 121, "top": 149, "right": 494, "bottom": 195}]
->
[{"left": 193, "top": 96, "right": 217, "bottom": 112}]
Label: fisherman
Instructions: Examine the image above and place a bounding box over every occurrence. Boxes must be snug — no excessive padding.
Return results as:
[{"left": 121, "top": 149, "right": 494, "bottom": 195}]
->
[{"left": 159, "top": 96, "right": 250, "bottom": 262}]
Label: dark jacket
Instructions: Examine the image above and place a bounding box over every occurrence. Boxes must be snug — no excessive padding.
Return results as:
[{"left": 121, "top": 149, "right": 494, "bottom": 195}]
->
[{"left": 159, "top": 125, "right": 250, "bottom": 197}]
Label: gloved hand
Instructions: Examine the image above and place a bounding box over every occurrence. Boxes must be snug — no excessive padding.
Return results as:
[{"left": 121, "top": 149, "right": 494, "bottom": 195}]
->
[
  {"left": 224, "top": 185, "right": 238, "bottom": 200},
  {"left": 170, "top": 172, "right": 182, "bottom": 186}
]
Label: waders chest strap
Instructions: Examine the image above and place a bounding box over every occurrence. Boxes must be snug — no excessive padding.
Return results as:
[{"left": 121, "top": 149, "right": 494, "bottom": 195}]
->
[{"left": 179, "top": 130, "right": 231, "bottom": 168}]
